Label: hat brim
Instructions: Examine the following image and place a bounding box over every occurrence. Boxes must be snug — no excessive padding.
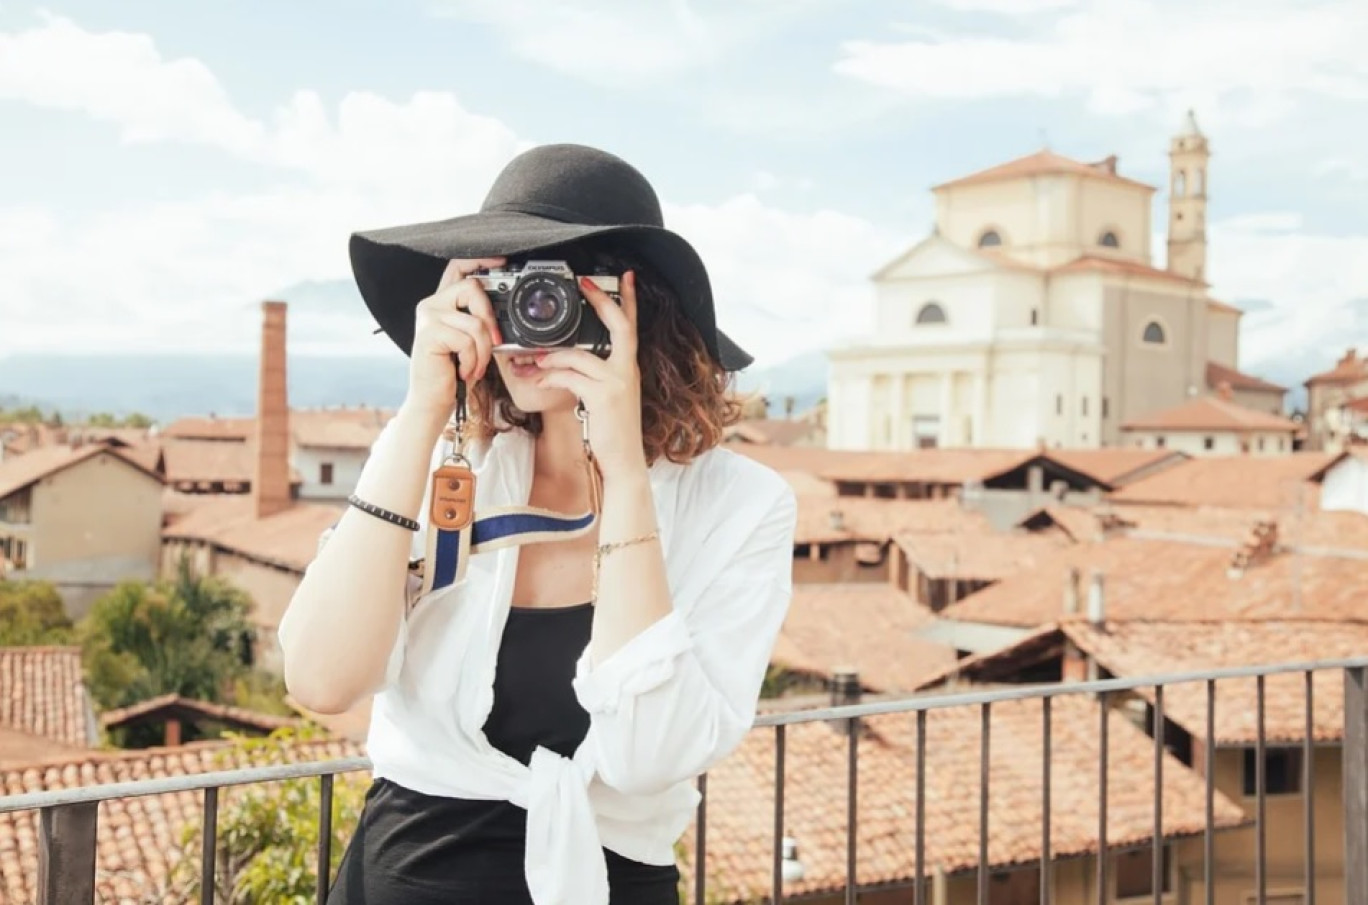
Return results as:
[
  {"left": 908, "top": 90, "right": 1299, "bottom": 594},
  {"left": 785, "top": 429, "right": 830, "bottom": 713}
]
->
[{"left": 349, "top": 209, "right": 753, "bottom": 371}]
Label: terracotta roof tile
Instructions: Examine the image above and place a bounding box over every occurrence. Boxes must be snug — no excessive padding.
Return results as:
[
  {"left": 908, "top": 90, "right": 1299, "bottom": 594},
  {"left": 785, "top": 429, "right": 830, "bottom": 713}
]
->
[
  {"left": 1305, "top": 349, "right": 1368, "bottom": 387},
  {"left": 938, "top": 534, "right": 1368, "bottom": 627},
  {"left": 163, "top": 497, "right": 342, "bottom": 576},
  {"left": 159, "top": 439, "right": 303, "bottom": 488},
  {"left": 159, "top": 415, "right": 255, "bottom": 441},
  {"left": 1109, "top": 453, "right": 1339, "bottom": 509},
  {"left": 1121, "top": 396, "right": 1298, "bottom": 433},
  {"left": 735, "top": 445, "right": 1037, "bottom": 485},
  {"left": 894, "top": 531, "right": 1071, "bottom": 581},
  {"left": 1207, "top": 299, "right": 1242, "bottom": 316},
  {"left": 1045, "top": 448, "right": 1187, "bottom": 486},
  {"left": 0, "top": 737, "right": 364, "bottom": 904},
  {"left": 1051, "top": 254, "right": 1203, "bottom": 287},
  {"left": 1206, "top": 361, "right": 1285, "bottom": 394},
  {"left": 1113, "top": 504, "right": 1368, "bottom": 552},
  {"left": 1062, "top": 621, "right": 1368, "bottom": 744},
  {"left": 99, "top": 694, "right": 302, "bottom": 734},
  {"left": 0, "top": 443, "right": 163, "bottom": 500},
  {"left": 795, "top": 497, "right": 994, "bottom": 544},
  {"left": 772, "top": 586, "right": 958, "bottom": 692},
  {"left": 0, "top": 647, "right": 95, "bottom": 751},
  {"left": 682, "top": 696, "right": 1245, "bottom": 901},
  {"left": 933, "top": 149, "right": 1155, "bottom": 193}
]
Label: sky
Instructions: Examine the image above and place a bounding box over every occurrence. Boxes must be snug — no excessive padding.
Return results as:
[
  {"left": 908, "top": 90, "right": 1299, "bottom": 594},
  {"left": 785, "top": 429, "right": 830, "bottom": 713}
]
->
[{"left": 1, "top": 0, "right": 1366, "bottom": 372}]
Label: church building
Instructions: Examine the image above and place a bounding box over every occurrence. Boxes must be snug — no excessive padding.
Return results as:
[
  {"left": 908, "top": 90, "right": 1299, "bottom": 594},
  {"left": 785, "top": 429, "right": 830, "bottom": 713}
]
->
[{"left": 826, "top": 113, "right": 1284, "bottom": 451}]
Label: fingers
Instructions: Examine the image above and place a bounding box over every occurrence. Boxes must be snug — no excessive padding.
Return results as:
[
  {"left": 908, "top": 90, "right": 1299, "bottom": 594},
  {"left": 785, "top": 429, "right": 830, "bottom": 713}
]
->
[
  {"left": 432, "top": 311, "right": 493, "bottom": 380},
  {"left": 535, "top": 348, "right": 613, "bottom": 381},
  {"left": 420, "top": 320, "right": 486, "bottom": 381},
  {"left": 438, "top": 257, "right": 506, "bottom": 291},
  {"left": 578, "top": 273, "right": 636, "bottom": 363},
  {"left": 534, "top": 367, "right": 593, "bottom": 399},
  {"left": 450, "top": 278, "right": 504, "bottom": 347}
]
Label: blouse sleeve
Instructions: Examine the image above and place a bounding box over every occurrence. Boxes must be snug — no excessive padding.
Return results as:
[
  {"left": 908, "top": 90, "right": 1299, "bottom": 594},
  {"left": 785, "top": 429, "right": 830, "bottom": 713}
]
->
[{"left": 570, "top": 479, "right": 797, "bottom": 796}]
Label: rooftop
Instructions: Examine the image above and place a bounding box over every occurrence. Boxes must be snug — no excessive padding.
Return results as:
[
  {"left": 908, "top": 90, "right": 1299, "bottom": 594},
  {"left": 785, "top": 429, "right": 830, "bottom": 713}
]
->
[
  {"left": 932, "top": 149, "right": 1155, "bottom": 194},
  {"left": 1109, "top": 452, "right": 1339, "bottom": 509},
  {"left": 1120, "top": 396, "right": 1299, "bottom": 434}
]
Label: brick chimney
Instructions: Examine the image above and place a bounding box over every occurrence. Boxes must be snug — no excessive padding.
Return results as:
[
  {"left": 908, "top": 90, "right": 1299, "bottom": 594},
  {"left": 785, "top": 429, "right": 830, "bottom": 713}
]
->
[
  {"left": 253, "top": 300, "right": 292, "bottom": 519},
  {"left": 1229, "top": 519, "right": 1278, "bottom": 575}
]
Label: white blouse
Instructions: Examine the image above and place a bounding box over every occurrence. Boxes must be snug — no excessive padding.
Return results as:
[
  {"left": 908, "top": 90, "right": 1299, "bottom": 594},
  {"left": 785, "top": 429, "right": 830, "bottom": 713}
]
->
[{"left": 284, "top": 420, "right": 797, "bottom": 905}]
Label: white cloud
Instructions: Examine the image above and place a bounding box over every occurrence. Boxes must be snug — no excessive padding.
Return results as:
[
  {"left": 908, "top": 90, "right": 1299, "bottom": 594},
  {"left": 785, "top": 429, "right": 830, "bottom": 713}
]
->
[
  {"left": 928, "top": 0, "right": 1079, "bottom": 12},
  {"left": 0, "top": 15, "right": 894, "bottom": 369},
  {"left": 836, "top": 0, "right": 1368, "bottom": 125},
  {"left": 427, "top": 0, "right": 832, "bottom": 81}
]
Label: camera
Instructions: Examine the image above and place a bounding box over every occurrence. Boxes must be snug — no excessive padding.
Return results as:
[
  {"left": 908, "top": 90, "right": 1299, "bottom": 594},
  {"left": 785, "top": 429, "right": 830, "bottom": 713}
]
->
[{"left": 474, "top": 260, "right": 618, "bottom": 353}]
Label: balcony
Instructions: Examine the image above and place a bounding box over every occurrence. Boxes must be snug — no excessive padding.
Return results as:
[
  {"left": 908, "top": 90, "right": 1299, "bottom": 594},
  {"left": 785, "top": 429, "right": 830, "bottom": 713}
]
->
[{"left": 2, "top": 658, "right": 1365, "bottom": 905}]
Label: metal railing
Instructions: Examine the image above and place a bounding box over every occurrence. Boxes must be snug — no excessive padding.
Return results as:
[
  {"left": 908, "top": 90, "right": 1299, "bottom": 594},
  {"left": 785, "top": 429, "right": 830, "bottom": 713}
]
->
[{"left": 3, "top": 658, "right": 1366, "bottom": 905}]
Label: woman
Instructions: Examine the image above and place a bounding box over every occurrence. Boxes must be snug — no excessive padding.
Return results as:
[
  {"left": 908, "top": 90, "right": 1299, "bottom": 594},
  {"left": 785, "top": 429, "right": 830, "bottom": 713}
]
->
[{"left": 278, "top": 143, "right": 797, "bottom": 905}]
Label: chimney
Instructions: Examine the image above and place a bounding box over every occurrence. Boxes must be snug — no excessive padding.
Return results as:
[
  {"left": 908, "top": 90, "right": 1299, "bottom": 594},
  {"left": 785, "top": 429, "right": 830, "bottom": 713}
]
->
[
  {"left": 253, "top": 300, "right": 292, "bottom": 519},
  {"left": 784, "top": 396, "right": 796, "bottom": 419},
  {"left": 1027, "top": 464, "right": 1045, "bottom": 498},
  {"left": 1229, "top": 519, "right": 1278, "bottom": 575},
  {"left": 828, "top": 509, "right": 846, "bottom": 532},
  {"left": 1086, "top": 570, "right": 1106, "bottom": 625},
  {"left": 829, "top": 667, "right": 861, "bottom": 736}
]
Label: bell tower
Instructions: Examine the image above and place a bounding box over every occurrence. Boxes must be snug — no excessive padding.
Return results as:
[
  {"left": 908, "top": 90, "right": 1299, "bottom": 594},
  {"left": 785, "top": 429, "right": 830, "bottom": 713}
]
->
[{"left": 1166, "top": 109, "right": 1209, "bottom": 282}]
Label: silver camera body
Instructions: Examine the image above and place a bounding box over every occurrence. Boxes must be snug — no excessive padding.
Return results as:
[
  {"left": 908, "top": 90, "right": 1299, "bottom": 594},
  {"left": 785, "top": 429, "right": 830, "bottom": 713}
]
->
[{"left": 474, "top": 260, "right": 619, "bottom": 352}]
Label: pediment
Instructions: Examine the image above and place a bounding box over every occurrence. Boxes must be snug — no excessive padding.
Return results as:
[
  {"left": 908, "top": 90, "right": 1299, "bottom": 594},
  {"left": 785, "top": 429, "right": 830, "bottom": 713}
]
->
[{"left": 872, "top": 234, "right": 1006, "bottom": 282}]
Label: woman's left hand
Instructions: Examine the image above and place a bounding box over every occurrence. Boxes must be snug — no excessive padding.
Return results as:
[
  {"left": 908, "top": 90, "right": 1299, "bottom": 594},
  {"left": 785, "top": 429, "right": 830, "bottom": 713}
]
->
[{"left": 534, "top": 270, "right": 646, "bottom": 481}]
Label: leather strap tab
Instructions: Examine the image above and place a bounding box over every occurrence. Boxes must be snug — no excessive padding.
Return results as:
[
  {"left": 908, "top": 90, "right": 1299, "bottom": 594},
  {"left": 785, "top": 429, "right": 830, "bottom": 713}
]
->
[{"left": 430, "top": 463, "right": 476, "bottom": 531}]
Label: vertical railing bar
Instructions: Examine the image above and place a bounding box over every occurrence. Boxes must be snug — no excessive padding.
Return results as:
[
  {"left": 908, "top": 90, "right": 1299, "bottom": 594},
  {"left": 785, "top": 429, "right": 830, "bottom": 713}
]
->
[
  {"left": 38, "top": 802, "right": 99, "bottom": 905},
  {"left": 1304, "top": 670, "right": 1316, "bottom": 905},
  {"left": 200, "top": 786, "right": 218, "bottom": 905},
  {"left": 846, "top": 721, "right": 858, "bottom": 905},
  {"left": 1204, "top": 679, "right": 1215, "bottom": 905},
  {"left": 1153, "top": 686, "right": 1164, "bottom": 905},
  {"left": 915, "top": 709, "right": 927, "bottom": 905},
  {"left": 978, "top": 702, "right": 990, "bottom": 905},
  {"left": 1256, "top": 674, "right": 1267, "bottom": 905},
  {"left": 1041, "top": 696, "right": 1052, "bottom": 905},
  {"left": 316, "top": 773, "right": 334, "bottom": 905},
  {"left": 695, "top": 773, "right": 707, "bottom": 905},
  {"left": 1097, "top": 690, "right": 1109, "bottom": 905},
  {"left": 773, "top": 724, "right": 786, "bottom": 905},
  {"left": 1343, "top": 667, "right": 1367, "bottom": 905}
]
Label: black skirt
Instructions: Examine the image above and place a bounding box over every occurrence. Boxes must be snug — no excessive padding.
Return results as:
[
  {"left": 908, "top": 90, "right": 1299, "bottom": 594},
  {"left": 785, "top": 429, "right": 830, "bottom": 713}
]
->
[{"left": 326, "top": 604, "right": 679, "bottom": 904}]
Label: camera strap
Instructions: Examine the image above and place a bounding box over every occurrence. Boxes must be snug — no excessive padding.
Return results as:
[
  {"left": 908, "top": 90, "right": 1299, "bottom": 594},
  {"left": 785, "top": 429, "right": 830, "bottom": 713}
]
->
[{"left": 417, "top": 377, "right": 600, "bottom": 596}]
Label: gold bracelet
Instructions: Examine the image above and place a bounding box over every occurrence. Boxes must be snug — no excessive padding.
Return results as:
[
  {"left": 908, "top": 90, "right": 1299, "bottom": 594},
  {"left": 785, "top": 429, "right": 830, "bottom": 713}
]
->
[{"left": 591, "top": 531, "right": 660, "bottom": 602}]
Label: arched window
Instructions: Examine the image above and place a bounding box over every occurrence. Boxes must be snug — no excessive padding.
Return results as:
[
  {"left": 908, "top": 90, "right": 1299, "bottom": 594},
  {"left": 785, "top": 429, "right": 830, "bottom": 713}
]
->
[
  {"left": 1098, "top": 230, "right": 1120, "bottom": 248},
  {"left": 1195, "top": 168, "right": 1205, "bottom": 196},
  {"left": 916, "top": 302, "right": 948, "bottom": 325},
  {"left": 1142, "top": 321, "right": 1167, "bottom": 344},
  {"left": 1174, "top": 171, "right": 1187, "bottom": 196},
  {"left": 977, "top": 229, "right": 1002, "bottom": 248}
]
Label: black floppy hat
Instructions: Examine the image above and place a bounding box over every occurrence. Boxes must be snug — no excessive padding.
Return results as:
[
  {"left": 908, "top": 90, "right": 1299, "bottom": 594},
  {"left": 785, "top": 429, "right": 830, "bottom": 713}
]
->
[{"left": 349, "top": 143, "right": 753, "bottom": 371}]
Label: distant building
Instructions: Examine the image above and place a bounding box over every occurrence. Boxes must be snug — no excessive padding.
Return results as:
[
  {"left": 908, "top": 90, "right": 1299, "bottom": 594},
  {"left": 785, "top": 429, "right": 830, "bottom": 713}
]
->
[
  {"left": 828, "top": 112, "right": 1284, "bottom": 451},
  {"left": 0, "top": 440, "right": 164, "bottom": 616},
  {"left": 1120, "top": 388, "right": 1300, "bottom": 456},
  {"left": 1304, "top": 348, "right": 1368, "bottom": 451}
]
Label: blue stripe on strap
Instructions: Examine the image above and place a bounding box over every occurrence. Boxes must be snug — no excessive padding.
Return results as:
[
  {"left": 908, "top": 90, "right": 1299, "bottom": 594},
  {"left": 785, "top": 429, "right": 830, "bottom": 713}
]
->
[
  {"left": 472, "top": 511, "right": 596, "bottom": 547},
  {"left": 432, "top": 528, "right": 462, "bottom": 589}
]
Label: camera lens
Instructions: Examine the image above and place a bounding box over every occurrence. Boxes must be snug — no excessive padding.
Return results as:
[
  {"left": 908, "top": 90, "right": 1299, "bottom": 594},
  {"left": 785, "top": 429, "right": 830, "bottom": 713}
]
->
[
  {"left": 517, "top": 287, "right": 563, "bottom": 326},
  {"left": 506, "top": 273, "right": 581, "bottom": 346}
]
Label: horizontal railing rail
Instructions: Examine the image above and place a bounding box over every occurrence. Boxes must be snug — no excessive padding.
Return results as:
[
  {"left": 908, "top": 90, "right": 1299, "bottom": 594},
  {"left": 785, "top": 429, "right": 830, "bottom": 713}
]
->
[{"left": 3, "top": 658, "right": 1366, "bottom": 905}]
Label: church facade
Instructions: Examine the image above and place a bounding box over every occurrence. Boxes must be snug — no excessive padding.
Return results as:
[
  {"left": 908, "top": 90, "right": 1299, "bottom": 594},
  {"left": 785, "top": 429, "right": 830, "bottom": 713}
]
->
[{"left": 827, "top": 113, "right": 1283, "bottom": 451}]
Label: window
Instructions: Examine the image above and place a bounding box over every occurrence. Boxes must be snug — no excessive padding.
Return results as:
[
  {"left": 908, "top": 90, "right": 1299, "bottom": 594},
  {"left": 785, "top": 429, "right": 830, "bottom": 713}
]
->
[
  {"left": 1156, "top": 436, "right": 1167, "bottom": 448},
  {"left": 1055, "top": 394, "right": 1063, "bottom": 416},
  {"left": 1174, "top": 170, "right": 1187, "bottom": 196},
  {"left": 916, "top": 302, "right": 947, "bottom": 325},
  {"left": 1258, "top": 437, "right": 1266, "bottom": 451},
  {"left": 0, "top": 537, "right": 27, "bottom": 570},
  {"left": 1081, "top": 397, "right": 1089, "bottom": 416},
  {"left": 977, "top": 229, "right": 1003, "bottom": 248},
  {"left": 319, "top": 462, "right": 335, "bottom": 485},
  {"left": 1030, "top": 307, "right": 1039, "bottom": 326},
  {"left": 1142, "top": 321, "right": 1167, "bottom": 345},
  {"left": 912, "top": 416, "right": 940, "bottom": 449},
  {"left": 1243, "top": 748, "right": 1303, "bottom": 796},
  {"left": 1102, "top": 397, "right": 1110, "bottom": 419},
  {"left": 1115, "top": 846, "right": 1172, "bottom": 899},
  {"left": 1098, "top": 230, "right": 1120, "bottom": 248},
  {"left": 1203, "top": 436, "right": 1215, "bottom": 451}
]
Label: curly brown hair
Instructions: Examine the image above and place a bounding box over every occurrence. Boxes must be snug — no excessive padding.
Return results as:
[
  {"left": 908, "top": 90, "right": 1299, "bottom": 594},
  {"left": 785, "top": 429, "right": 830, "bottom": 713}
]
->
[{"left": 465, "top": 243, "right": 744, "bottom": 464}]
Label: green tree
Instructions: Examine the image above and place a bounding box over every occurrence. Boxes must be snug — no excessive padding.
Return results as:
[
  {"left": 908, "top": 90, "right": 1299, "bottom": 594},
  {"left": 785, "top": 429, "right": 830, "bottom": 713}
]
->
[
  {"left": 81, "top": 557, "right": 255, "bottom": 713},
  {"left": 85, "top": 412, "right": 118, "bottom": 427},
  {"left": 122, "top": 412, "right": 154, "bottom": 428},
  {"left": 0, "top": 580, "right": 74, "bottom": 645},
  {"left": 174, "top": 728, "right": 366, "bottom": 904}
]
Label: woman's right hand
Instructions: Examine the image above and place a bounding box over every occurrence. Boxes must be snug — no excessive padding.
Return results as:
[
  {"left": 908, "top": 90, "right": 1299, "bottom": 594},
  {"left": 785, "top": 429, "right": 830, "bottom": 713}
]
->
[{"left": 403, "top": 257, "right": 507, "bottom": 423}]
